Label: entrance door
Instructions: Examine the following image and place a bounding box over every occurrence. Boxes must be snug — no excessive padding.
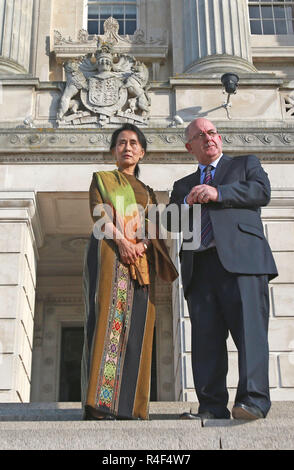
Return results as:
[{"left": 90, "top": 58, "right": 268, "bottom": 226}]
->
[{"left": 59, "top": 327, "right": 84, "bottom": 401}]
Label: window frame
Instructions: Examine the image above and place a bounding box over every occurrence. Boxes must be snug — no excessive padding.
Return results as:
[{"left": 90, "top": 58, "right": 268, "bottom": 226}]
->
[
  {"left": 248, "top": 0, "right": 294, "bottom": 35},
  {"left": 86, "top": 0, "right": 139, "bottom": 36}
]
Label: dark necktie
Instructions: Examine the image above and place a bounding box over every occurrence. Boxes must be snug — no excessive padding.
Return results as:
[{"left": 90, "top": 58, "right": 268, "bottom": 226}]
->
[{"left": 201, "top": 165, "right": 214, "bottom": 247}]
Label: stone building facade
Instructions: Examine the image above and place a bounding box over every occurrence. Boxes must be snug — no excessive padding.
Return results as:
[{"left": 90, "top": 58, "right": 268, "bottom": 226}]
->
[{"left": 0, "top": 0, "right": 293, "bottom": 405}]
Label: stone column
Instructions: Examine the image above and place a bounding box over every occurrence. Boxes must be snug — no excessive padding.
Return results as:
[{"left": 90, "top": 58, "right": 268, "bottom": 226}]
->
[
  {"left": 0, "top": 0, "right": 34, "bottom": 74},
  {"left": 0, "top": 192, "right": 43, "bottom": 402},
  {"left": 183, "top": 0, "right": 257, "bottom": 73}
]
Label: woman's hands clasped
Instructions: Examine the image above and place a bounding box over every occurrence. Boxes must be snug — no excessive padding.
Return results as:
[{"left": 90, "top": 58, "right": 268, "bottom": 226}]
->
[{"left": 116, "top": 238, "right": 146, "bottom": 265}]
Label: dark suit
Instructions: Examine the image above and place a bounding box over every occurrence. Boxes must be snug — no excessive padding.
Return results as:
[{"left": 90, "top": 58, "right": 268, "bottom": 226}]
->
[{"left": 169, "top": 154, "right": 278, "bottom": 418}]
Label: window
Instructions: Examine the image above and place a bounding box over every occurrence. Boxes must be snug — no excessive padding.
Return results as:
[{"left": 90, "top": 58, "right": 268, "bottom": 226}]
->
[
  {"left": 249, "top": 1, "right": 294, "bottom": 34},
  {"left": 87, "top": 1, "right": 137, "bottom": 35}
]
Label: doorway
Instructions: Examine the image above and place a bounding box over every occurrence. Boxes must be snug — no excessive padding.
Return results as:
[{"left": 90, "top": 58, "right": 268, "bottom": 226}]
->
[{"left": 59, "top": 326, "right": 84, "bottom": 401}]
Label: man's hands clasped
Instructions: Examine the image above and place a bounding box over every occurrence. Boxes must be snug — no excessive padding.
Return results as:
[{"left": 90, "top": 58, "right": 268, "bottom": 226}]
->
[{"left": 186, "top": 184, "right": 219, "bottom": 206}]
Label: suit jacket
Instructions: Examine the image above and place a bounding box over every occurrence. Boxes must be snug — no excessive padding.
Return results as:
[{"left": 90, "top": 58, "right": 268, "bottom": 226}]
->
[{"left": 168, "top": 154, "right": 278, "bottom": 297}]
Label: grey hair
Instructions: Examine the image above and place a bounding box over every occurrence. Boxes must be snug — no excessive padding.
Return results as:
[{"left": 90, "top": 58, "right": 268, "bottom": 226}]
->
[{"left": 184, "top": 122, "right": 192, "bottom": 143}]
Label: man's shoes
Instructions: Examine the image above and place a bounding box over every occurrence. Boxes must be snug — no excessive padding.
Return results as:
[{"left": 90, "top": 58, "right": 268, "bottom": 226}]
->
[
  {"left": 180, "top": 410, "right": 217, "bottom": 420},
  {"left": 232, "top": 402, "right": 264, "bottom": 420}
]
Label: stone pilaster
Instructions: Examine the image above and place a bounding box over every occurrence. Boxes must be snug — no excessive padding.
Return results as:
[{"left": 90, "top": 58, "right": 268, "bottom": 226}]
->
[
  {"left": 0, "top": 0, "right": 34, "bottom": 74},
  {"left": 0, "top": 192, "right": 43, "bottom": 402},
  {"left": 183, "top": 0, "right": 257, "bottom": 73}
]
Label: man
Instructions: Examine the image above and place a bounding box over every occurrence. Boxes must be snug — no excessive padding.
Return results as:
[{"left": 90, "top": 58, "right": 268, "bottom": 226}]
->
[{"left": 169, "top": 118, "right": 278, "bottom": 420}]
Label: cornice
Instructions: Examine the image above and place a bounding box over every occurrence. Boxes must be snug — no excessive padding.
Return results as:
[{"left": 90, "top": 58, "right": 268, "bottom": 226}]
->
[
  {"left": 1, "top": 128, "right": 294, "bottom": 163},
  {"left": 169, "top": 74, "right": 285, "bottom": 87},
  {"left": 53, "top": 23, "right": 168, "bottom": 65}
]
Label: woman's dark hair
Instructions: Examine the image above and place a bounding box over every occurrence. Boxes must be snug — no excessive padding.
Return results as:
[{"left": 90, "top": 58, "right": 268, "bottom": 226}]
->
[{"left": 110, "top": 123, "right": 147, "bottom": 178}]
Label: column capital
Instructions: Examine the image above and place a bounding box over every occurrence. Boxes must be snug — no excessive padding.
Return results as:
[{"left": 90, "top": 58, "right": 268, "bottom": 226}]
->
[{"left": 0, "top": 191, "right": 43, "bottom": 249}]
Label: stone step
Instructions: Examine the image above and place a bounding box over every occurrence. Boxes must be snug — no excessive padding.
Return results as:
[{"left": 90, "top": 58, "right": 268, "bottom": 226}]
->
[
  {"left": 0, "top": 402, "right": 293, "bottom": 450},
  {"left": 0, "top": 401, "right": 194, "bottom": 421}
]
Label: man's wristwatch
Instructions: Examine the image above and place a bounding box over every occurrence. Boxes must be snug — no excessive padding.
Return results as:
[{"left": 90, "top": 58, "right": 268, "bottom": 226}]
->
[{"left": 143, "top": 239, "right": 149, "bottom": 251}]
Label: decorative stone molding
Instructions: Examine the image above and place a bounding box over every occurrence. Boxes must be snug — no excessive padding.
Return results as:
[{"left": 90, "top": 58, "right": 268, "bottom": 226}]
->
[
  {"left": 0, "top": 57, "right": 27, "bottom": 75},
  {"left": 283, "top": 91, "right": 294, "bottom": 118},
  {"left": 1, "top": 128, "right": 294, "bottom": 162},
  {"left": 0, "top": 128, "right": 186, "bottom": 154},
  {"left": 185, "top": 55, "right": 257, "bottom": 75},
  {"left": 53, "top": 17, "right": 168, "bottom": 66},
  {"left": 221, "top": 131, "right": 294, "bottom": 147}
]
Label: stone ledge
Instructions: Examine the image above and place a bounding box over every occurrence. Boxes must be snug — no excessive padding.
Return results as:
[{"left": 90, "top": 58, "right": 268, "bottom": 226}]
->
[
  {"left": 0, "top": 402, "right": 293, "bottom": 450},
  {"left": 0, "top": 400, "right": 292, "bottom": 421}
]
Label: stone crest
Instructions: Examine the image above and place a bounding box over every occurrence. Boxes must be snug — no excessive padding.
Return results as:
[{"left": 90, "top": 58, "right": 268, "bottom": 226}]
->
[
  {"left": 57, "top": 20, "right": 151, "bottom": 128},
  {"left": 87, "top": 76, "right": 122, "bottom": 107}
]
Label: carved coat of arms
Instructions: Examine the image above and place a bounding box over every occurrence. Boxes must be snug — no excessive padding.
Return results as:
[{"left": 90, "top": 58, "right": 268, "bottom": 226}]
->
[
  {"left": 89, "top": 76, "right": 120, "bottom": 107},
  {"left": 57, "top": 42, "right": 150, "bottom": 127}
]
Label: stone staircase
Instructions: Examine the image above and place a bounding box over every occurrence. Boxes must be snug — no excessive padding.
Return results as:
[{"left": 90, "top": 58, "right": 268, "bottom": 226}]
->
[{"left": 0, "top": 401, "right": 293, "bottom": 450}]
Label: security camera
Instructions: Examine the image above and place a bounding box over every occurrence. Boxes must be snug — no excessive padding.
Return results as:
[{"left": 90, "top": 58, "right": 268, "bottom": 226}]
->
[{"left": 221, "top": 73, "right": 239, "bottom": 95}]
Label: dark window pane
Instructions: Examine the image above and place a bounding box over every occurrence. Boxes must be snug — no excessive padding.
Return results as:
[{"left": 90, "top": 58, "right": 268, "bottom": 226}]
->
[
  {"left": 113, "top": 6, "right": 124, "bottom": 15},
  {"left": 274, "top": 6, "right": 286, "bottom": 18},
  {"left": 261, "top": 6, "right": 273, "bottom": 19},
  {"left": 99, "top": 19, "right": 107, "bottom": 33},
  {"left": 287, "top": 19, "right": 294, "bottom": 33},
  {"left": 126, "top": 13, "right": 136, "bottom": 19},
  {"left": 249, "top": 6, "right": 260, "bottom": 19},
  {"left": 250, "top": 20, "right": 262, "bottom": 34},
  {"left": 118, "top": 20, "right": 124, "bottom": 34},
  {"left": 126, "top": 5, "right": 137, "bottom": 15},
  {"left": 88, "top": 5, "right": 98, "bottom": 19},
  {"left": 88, "top": 2, "right": 137, "bottom": 35},
  {"left": 285, "top": 6, "right": 294, "bottom": 20},
  {"left": 263, "top": 19, "right": 275, "bottom": 34},
  {"left": 88, "top": 20, "right": 98, "bottom": 34},
  {"left": 125, "top": 20, "right": 136, "bottom": 35},
  {"left": 100, "top": 6, "right": 111, "bottom": 16},
  {"left": 275, "top": 19, "right": 287, "bottom": 33},
  {"left": 88, "top": 13, "right": 99, "bottom": 20}
]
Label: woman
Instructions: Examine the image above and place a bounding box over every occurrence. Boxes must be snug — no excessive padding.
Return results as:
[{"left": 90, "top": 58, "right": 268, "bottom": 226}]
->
[{"left": 81, "top": 123, "right": 178, "bottom": 421}]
